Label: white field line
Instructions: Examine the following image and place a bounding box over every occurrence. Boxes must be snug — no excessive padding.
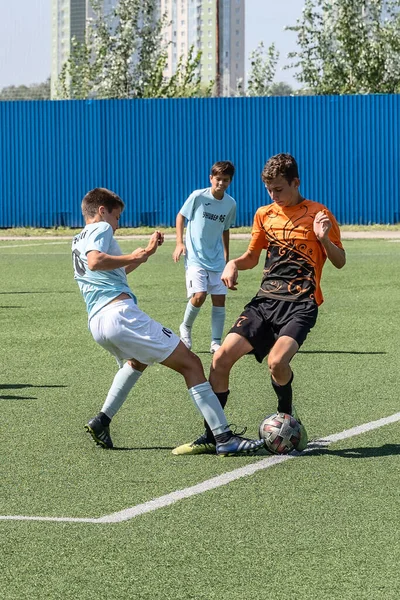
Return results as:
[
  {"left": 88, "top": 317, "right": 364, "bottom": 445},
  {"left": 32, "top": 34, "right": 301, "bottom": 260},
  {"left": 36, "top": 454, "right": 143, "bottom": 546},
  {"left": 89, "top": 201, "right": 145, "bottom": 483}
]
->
[
  {"left": 1, "top": 411, "right": 399, "bottom": 524},
  {"left": 0, "top": 241, "right": 69, "bottom": 249}
]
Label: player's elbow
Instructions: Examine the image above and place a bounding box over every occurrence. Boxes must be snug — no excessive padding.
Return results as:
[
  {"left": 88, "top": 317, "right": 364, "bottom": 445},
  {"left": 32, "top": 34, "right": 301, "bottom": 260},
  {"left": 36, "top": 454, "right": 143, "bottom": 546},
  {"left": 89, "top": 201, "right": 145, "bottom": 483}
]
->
[{"left": 333, "top": 254, "right": 346, "bottom": 269}]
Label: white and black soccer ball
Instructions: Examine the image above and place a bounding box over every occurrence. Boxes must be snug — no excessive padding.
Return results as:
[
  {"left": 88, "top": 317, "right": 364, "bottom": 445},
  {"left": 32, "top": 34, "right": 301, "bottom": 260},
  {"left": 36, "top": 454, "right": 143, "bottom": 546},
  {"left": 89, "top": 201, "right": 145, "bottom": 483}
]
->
[{"left": 259, "top": 412, "right": 302, "bottom": 455}]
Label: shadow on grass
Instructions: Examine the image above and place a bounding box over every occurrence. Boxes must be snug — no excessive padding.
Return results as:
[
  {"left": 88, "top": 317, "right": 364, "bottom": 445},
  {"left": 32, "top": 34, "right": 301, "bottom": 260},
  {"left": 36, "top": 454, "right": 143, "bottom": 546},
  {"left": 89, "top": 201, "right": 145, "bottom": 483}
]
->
[
  {"left": 0, "top": 383, "right": 67, "bottom": 401},
  {"left": 197, "top": 350, "right": 387, "bottom": 356},
  {"left": 306, "top": 443, "right": 400, "bottom": 458},
  {"left": 299, "top": 350, "right": 386, "bottom": 355},
  {"left": 112, "top": 446, "right": 176, "bottom": 451},
  {"left": 0, "top": 306, "right": 23, "bottom": 309}
]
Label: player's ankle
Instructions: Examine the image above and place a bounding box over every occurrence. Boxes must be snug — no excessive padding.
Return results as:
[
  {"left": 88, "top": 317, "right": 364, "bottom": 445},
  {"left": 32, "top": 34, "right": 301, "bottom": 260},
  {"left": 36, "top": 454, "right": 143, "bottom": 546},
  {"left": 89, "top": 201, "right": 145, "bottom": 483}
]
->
[{"left": 99, "top": 412, "right": 111, "bottom": 426}]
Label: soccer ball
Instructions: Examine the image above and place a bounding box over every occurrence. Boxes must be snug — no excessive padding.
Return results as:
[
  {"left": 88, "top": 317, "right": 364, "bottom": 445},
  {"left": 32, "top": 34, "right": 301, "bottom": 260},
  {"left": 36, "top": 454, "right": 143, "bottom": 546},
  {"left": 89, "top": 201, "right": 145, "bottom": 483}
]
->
[{"left": 259, "top": 412, "right": 302, "bottom": 455}]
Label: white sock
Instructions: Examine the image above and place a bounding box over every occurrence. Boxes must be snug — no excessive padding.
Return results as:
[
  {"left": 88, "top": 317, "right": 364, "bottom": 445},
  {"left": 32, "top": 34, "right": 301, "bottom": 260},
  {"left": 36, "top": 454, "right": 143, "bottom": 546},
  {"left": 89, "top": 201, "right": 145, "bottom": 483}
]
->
[
  {"left": 188, "top": 382, "right": 230, "bottom": 436},
  {"left": 101, "top": 363, "right": 142, "bottom": 419},
  {"left": 183, "top": 301, "right": 200, "bottom": 328},
  {"left": 211, "top": 306, "right": 225, "bottom": 343}
]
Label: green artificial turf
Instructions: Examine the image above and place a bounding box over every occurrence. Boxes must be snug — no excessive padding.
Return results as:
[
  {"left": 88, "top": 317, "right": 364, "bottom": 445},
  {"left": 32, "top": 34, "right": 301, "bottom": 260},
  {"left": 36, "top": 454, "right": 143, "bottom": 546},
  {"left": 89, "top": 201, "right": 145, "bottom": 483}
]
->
[{"left": 0, "top": 238, "right": 399, "bottom": 599}]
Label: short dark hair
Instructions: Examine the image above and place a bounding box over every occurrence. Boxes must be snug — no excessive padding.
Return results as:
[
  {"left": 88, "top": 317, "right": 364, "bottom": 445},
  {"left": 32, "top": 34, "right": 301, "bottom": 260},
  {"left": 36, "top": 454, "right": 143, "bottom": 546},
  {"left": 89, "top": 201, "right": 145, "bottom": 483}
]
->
[
  {"left": 261, "top": 153, "right": 299, "bottom": 185},
  {"left": 81, "top": 188, "right": 125, "bottom": 219},
  {"left": 210, "top": 160, "right": 235, "bottom": 180}
]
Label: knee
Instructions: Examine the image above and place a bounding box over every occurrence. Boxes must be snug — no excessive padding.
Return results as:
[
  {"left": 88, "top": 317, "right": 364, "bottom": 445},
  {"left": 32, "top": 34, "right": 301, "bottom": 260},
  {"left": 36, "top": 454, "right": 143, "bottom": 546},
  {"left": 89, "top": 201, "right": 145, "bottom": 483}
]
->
[
  {"left": 192, "top": 293, "right": 207, "bottom": 307},
  {"left": 181, "top": 350, "right": 203, "bottom": 376},
  {"left": 267, "top": 356, "right": 287, "bottom": 380},
  {"left": 127, "top": 359, "right": 147, "bottom": 373},
  {"left": 212, "top": 347, "right": 234, "bottom": 375}
]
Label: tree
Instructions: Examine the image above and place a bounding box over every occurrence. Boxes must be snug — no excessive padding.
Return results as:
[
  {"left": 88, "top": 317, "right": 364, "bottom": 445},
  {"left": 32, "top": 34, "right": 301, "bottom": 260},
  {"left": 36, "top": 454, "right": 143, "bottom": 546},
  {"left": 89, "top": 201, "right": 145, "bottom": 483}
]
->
[
  {"left": 285, "top": 0, "right": 400, "bottom": 94},
  {"left": 268, "top": 82, "right": 294, "bottom": 96},
  {"left": 57, "top": 0, "right": 210, "bottom": 100},
  {"left": 0, "top": 78, "right": 50, "bottom": 101},
  {"left": 246, "top": 42, "right": 279, "bottom": 96}
]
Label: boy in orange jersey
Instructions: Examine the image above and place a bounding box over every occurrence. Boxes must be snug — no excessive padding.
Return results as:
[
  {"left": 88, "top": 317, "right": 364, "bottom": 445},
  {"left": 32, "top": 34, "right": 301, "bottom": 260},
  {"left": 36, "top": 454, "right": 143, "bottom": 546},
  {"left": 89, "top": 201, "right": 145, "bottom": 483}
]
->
[{"left": 173, "top": 153, "right": 346, "bottom": 455}]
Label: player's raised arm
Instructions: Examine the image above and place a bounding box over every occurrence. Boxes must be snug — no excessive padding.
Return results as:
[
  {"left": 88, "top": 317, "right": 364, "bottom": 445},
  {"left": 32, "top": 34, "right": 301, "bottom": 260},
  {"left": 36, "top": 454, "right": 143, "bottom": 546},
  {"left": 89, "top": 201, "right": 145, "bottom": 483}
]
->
[
  {"left": 125, "top": 231, "right": 164, "bottom": 274},
  {"left": 313, "top": 210, "right": 346, "bottom": 269},
  {"left": 87, "top": 231, "right": 163, "bottom": 273}
]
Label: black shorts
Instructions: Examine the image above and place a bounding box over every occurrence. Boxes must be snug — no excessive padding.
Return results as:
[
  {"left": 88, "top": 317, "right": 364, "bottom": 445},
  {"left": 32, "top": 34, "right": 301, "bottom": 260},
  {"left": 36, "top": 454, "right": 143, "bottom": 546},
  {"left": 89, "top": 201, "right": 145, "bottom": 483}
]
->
[{"left": 228, "top": 296, "right": 318, "bottom": 363}]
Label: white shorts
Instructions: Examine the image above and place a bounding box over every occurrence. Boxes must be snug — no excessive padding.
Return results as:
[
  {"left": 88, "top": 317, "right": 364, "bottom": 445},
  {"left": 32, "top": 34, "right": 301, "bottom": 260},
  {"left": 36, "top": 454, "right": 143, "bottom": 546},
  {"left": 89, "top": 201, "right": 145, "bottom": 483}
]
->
[
  {"left": 89, "top": 299, "right": 180, "bottom": 366},
  {"left": 185, "top": 265, "right": 227, "bottom": 298}
]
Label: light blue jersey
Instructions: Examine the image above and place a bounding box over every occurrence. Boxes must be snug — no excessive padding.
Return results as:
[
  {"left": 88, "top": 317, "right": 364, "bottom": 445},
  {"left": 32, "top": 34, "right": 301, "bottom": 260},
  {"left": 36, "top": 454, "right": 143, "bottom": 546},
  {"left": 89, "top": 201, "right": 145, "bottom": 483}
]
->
[
  {"left": 72, "top": 221, "right": 136, "bottom": 322},
  {"left": 180, "top": 187, "right": 236, "bottom": 272}
]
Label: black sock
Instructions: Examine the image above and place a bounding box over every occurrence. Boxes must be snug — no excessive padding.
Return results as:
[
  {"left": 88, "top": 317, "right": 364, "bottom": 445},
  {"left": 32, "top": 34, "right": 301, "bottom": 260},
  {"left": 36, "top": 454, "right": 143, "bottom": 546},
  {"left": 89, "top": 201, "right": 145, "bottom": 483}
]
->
[
  {"left": 271, "top": 373, "right": 293, "bottom": 414},
  {"left": 214, "top": 430, "right": 232, "bottom": 444},
  {"left": 99, "top": 412, "right": 111, "bottom": 426},
  {"left": 204, "top": 390, "right": 230, "bottom": 442}
]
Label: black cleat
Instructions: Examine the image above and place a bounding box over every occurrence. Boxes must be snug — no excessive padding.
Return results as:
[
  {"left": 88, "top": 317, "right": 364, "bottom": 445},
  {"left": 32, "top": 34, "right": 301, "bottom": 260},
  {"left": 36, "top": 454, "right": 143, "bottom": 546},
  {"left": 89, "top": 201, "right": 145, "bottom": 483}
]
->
[
  {"left": 85, "top": 415, "right": 113, "bottom": 449},
  {"left": 216, "top": 434, "right": 264, "bottom": 457}
]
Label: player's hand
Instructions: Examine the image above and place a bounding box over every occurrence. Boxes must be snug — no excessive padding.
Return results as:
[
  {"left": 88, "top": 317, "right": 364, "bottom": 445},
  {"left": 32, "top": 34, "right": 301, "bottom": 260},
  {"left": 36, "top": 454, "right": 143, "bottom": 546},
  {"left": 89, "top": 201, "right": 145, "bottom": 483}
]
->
[
  {"left": 221, "top": 260, "right": 239, "bottom": 290},
  {"left": 146, "top": 230, "right": 164, "bottom": 256},
  {"left": 313, "top": 210, "right": 332, "bottom": 241},
  {"left": 172, "top": 242, "right": 186, "bottom": 263}
]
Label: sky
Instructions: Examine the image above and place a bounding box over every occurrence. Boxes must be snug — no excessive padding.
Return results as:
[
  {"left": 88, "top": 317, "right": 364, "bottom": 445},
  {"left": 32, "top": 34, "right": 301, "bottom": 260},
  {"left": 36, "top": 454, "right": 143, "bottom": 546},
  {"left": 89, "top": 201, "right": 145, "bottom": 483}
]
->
[{"left": 0, "top": 0, "right": 304, "bottom": 90}]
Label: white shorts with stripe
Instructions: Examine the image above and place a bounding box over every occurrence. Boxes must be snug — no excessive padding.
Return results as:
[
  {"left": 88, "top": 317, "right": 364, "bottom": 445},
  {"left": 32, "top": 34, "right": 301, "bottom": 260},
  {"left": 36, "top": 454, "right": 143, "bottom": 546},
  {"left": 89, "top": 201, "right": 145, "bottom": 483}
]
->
[
  {"left": 185, "top": 265, "right": 227, "bottom": 298},
  {"left": 89, "top": 299, "right": 180, "bottom": 366}
]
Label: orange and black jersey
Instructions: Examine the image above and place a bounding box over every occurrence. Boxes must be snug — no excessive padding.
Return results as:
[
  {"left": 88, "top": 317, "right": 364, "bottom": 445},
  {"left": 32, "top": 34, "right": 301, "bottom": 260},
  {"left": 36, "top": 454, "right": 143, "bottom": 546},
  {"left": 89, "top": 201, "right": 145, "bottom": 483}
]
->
[{"left": 248, "top": 199, "right": 343, "bottom": 306}]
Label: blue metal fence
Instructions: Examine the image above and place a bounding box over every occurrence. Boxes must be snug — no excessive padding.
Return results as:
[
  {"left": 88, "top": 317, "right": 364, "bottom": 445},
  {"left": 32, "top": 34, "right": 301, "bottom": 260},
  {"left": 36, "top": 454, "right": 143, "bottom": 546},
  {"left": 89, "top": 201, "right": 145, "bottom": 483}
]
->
[{"left": 0, "top": 95, "right": 399, "bottom": 227}]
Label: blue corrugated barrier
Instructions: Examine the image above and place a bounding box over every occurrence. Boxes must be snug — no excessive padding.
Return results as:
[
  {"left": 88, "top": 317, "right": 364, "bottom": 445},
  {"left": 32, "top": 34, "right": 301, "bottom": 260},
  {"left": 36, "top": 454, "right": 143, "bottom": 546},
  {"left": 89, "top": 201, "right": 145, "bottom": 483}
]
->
[{"left": 0, "top": 95, "right": 399, "bottom": 227}]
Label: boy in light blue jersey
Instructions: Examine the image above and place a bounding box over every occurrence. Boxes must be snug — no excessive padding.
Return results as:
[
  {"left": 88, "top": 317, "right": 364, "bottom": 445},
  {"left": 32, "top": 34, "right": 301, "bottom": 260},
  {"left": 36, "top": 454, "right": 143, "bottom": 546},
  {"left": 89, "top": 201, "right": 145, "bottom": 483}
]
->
[
  {"left": 72, "top": 187, "right": 263, "bottom": 456},
  {"left": 173, "top": 161, "right": 236, "bottom": 354}
]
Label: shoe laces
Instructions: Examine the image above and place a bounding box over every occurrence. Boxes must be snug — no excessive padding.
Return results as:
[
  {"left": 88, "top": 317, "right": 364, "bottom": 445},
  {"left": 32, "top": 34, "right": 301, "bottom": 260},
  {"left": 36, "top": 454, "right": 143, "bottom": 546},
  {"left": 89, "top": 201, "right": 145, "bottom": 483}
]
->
[{"left": 228, "top": 424, "right": 247, "bottom": 437}]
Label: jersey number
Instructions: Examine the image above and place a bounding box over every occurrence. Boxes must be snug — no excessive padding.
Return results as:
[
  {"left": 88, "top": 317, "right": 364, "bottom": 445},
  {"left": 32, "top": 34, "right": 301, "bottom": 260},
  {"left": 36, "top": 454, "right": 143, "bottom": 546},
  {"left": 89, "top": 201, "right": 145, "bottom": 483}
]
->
[{"left": 72, "top": 249, "right": 86, "bottom": 277}]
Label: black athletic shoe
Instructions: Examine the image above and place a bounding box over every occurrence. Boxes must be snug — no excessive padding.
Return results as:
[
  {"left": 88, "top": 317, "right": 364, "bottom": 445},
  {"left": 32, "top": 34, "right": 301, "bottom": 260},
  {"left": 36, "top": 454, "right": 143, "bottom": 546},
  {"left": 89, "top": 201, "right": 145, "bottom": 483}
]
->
[
  {"left": 85, "top": 415, "right": 113, "bottom": 449},
  {"left": 216, "top": 434, "right": 264, "bottom": 457}
]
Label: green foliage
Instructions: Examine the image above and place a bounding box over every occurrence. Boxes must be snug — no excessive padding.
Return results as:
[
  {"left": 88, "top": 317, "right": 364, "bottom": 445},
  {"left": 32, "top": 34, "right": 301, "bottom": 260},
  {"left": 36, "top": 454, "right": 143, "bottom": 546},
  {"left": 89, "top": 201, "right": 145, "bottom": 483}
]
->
[
  {"left": 242, "top": 43, "right": 293, "bottom": 97},
  {"left": 0, "top": 78, "right": 50, "bottom": 101},
  {"left": 57, "top": 0, "right": 210, "bottom": 100},
  {"left": 246, "top": 42, "right": 280, "bottom": 96},
  {"left": 286, "top": 0, "right": 400, "bottom": 94}
]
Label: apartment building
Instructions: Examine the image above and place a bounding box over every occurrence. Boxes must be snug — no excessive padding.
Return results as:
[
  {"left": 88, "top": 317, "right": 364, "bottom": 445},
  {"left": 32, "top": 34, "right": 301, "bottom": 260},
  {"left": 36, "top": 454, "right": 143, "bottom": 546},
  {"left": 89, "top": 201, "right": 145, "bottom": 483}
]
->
[
  {"left": 51, "top": 0, "right": 245, "bottom": 98},
  {"left": 160, "top": 0, "right": 245, "bottom": 96}
]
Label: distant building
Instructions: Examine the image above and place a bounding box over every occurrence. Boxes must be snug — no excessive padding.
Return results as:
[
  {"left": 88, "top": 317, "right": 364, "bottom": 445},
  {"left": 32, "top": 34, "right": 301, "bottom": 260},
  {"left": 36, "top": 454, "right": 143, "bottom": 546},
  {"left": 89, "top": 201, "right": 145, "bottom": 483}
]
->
[
  {"left": 160, "top": 0, "right": 245, "bottom": 96},
  {"left": 51, "top": 1, "right": 114, "bottom": 98},
  {"left": 51, "top": 0, "right": 245, "bottom": 98},
  {"left": 51, "top": 0, "right": 85, "bottom": 98}
]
